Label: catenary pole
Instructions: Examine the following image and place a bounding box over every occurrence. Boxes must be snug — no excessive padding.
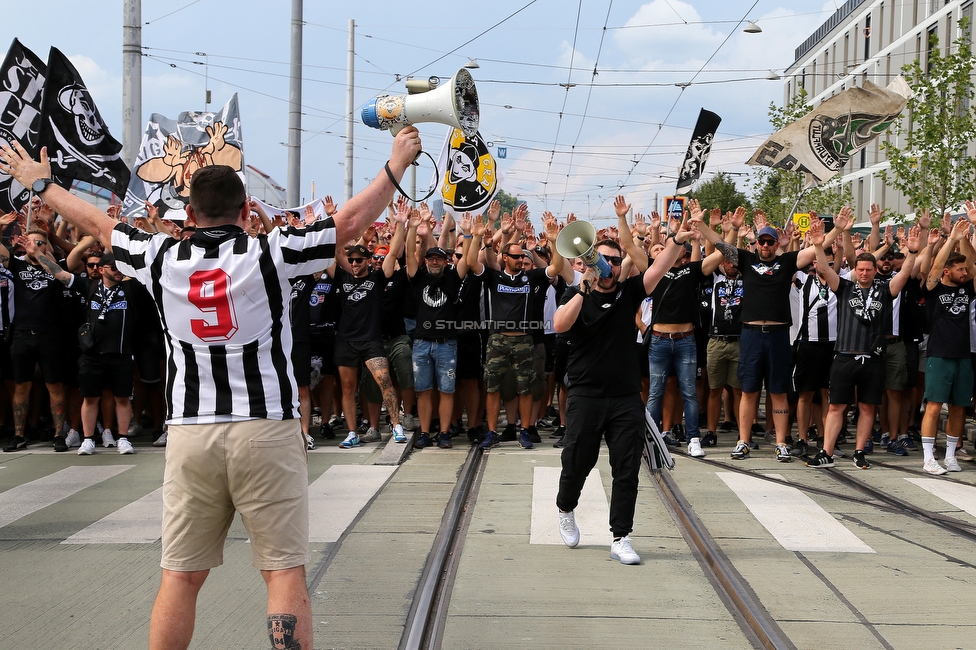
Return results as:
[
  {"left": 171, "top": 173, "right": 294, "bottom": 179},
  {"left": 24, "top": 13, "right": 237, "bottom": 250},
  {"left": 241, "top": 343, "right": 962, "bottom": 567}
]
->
[
  {"left": 287, "top": 0, "right": 303, "bottom": 206},
  {"left": 344, "top": 19, "right": 355, "bottom": 203},
  {"left": 122, "top": 0, "right": 142, "bottom": 169}
]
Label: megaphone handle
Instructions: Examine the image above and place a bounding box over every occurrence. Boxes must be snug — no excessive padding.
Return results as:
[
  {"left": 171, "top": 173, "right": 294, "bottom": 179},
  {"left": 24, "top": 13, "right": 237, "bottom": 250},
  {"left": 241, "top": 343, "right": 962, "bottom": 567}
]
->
[{"left": 383, "top": 151, "right": 439, "bottom": 203}]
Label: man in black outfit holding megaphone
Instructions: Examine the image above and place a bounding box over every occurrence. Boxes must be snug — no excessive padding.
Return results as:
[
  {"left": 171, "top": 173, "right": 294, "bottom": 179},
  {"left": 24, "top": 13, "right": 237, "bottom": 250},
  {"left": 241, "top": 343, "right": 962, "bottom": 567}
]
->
[{"left": 553, "top": 199, "right": 695, "bottom": 565}]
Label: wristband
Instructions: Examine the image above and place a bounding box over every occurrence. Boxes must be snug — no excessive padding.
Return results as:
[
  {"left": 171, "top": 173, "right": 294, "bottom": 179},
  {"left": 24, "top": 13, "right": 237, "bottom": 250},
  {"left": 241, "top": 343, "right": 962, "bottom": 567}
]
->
[
  {"left": 449, "top": 228, "right": 456, "bottom": 232},
  {"left": 636, "top": 235, "right": 645, "bottom": 240},
  {"left": 462, "top": 234, "right": 472, "bottom": 239},
  {"left": 908, "top": 249, "right": 918, "bottom": 254}
]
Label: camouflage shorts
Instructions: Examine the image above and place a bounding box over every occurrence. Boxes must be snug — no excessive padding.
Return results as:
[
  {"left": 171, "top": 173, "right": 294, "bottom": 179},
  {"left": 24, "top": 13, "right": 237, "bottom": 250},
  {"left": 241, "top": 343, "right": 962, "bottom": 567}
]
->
[{"left": 484, "top": 333, "right": 537, "bottom": 394}]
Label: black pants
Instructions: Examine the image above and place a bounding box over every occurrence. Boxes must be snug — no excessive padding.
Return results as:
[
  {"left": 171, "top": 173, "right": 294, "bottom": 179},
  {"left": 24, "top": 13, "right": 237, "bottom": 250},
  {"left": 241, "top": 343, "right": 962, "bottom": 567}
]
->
[{"left": 556, "top": 393, "right": 644, "bottom": 538}]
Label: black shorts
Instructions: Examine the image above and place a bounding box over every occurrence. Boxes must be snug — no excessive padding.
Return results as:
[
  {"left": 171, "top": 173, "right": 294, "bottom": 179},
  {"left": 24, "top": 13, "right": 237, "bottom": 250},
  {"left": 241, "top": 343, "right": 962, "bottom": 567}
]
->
[
  {"left": 134, "top": 336, "right": 164, "bottom": 384},
  {"left": 637, "top": 340, "right": 649, "bottom": 378},
  {"left": 543, "top": 334, "right": 556, "bottom": 373},
  {"left": 792, "top": 341, "right": 835, "bottom": 393},
  {"left": 310, "top": 330, "right": 337, "bottom": 376},
  {"left": 553, "top": 336, "right": 570, "bottom": 385},
  {"left": 10, "top": 330, "right": 62, "bottom": 384},
  {"left": 829, "top": 354, "right": 885, "bottom": 405},
  {"left": 291, "top": 340, "right": 312, "bottom": 387},
  {"left": 456, "top": 330, "right": 483, "bottom": 380},
  {"left": 78, "top": 353, "right": 134, "bottom": 398},
  {"left": 0, "top": 336, "right": 13, "bottom": 381},
  {"left": 334, "top": 339, "right": 387, "bottom": 368}
]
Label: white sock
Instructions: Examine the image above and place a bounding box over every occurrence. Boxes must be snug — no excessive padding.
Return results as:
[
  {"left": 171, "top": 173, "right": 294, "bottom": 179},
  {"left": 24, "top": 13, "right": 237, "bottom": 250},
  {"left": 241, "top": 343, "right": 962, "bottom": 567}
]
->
[
  {"left": 922, "top": 436, "right": 936, "bottom": 463},
  {"left": 946, "top": 435, "right": 959, "bottom": 460}
]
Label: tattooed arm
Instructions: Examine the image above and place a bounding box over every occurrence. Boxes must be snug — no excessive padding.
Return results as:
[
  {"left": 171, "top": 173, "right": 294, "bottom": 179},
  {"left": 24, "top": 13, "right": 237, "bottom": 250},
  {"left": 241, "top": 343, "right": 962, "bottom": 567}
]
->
[{"left": 34, "top": 250, "right": 74, "bottom": 287}]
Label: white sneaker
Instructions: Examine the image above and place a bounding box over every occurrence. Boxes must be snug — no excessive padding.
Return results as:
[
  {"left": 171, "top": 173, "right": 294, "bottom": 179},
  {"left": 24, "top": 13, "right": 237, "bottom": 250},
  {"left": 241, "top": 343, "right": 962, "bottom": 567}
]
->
[
  {"left": 152, "top": 431, "right": 168, "bottom": 447},
  {"left": 923, "top": 458, "right": 948, "bottom": 475},
  {"left": 77, "top": 438, "right": 96, "bottom": 455},
  {"left": 944, "top": 457, "right": 962, "bottom": 472},
  {"left": 687, "top": 438, "right": 705, "bottom": 458},
  {"left": 64, "top": 429, "right": 81, "bottom": 448},
  {"left": 305, "top": 433, "right": 316, "bottom": 451},
  {"left": 610, "top": 536, "right": 641, "bottom": 565},
  {"left": 102, "top": 429, "right": 116, "bottom": 447},
  {"left": 401, "top": 414, "right": 418, "bottom": 431},
  {"left": 128, "top": 423, "right": 143, "bottom": 437},
  {"left": 558, "top": 510, "right": 580, "bottom": 548},
  {"left": 117, "top": 438, "right": 135, "bottom": 455},
  {"left": 392, "top": 423, "right": 407, "bottom": 443}
]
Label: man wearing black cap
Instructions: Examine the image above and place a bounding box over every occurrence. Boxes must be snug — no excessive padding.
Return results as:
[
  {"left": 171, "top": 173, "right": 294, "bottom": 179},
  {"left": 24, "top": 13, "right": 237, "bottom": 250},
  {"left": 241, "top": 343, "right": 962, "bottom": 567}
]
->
[
  {"left": 691, "top": 201, "right": 844, "bottom": 461},
  {"left": 33, "top": 252, "right": 138, "bottom": 455}
]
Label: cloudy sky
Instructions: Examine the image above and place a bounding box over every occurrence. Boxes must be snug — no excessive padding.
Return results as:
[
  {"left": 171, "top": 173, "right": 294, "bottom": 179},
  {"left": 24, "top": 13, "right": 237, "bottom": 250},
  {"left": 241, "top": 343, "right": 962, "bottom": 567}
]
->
[{"left": 5, "top": 0, "right": 843, "bottom": 223}]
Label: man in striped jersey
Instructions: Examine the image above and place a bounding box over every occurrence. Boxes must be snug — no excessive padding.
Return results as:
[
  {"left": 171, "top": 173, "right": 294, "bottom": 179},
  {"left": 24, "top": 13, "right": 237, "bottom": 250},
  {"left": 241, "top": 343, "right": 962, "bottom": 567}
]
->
[{"left": 0, "top": 128, "right": 422, "bottom": 650}]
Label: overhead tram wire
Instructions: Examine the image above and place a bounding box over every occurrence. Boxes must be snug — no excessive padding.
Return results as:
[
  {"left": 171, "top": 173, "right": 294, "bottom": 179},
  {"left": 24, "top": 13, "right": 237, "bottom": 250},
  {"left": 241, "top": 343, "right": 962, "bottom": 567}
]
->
[
  {"left": 602, "top": 0, "right": 762, "bottom": 216},
  {"left": 144, "top": 0, "right": 206, "bottom": 24},
  {"left": 558, "top": 0, "right": 614, "bottom": 215},
  {"left": 542, "top": 0, "right": 585, "bottom": 206}
]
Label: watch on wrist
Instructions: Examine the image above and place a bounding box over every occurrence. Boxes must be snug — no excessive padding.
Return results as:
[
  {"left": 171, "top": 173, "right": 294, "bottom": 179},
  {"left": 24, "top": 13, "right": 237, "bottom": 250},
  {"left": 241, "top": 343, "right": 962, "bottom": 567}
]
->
[{"left": 32, "top": 177, "right": 55, "bottom": 194}]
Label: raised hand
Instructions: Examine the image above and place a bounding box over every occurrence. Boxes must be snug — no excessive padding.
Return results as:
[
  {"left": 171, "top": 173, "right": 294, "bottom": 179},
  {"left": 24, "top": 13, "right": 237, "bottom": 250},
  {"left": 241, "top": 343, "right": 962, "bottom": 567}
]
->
[
  {"left": 513, "top": 203, "right": 528, "bottom": 232},
  {"left": 752, "top": 209, "right": 768, "bottom": 231},
  {"left": 687, "top": 198, "right": 704, "bottom": 222},
  {"left": 614, "top": 195, "right": 631, "bottom": 218},
  {"left": 323, "top": 195, "right": 337, "bottom": 216},
  {"left": 459, "top": 212, "right": 472, "bottom": 235},
  {"left": 633, "top": 212, "right": 647, "bottom": 237},
  {"left": 950, "top": 215, "right": 971, "bottom": 241},
  {"left": 304, "top": 203, "right": 317, "bottom": 225},
  {"left": 731, "top": 206, "right": 746, "bottom": 229},
  {"left": 907, "top": 225, "right": 921, "bottom": 251},
  {"left": 501, "top": 212, "right": 514, "bottom": 235},
  {"left": 649, "top": 211, "right": 661, "bottom": 230},
  {"left": 917, "top": 208, "right": 931, "bottom": 230},
  {"left": 868, "top": 202, "right": 882, "bottom": 226},
  {"left": 807, "top": 218, "right": 825, "bottom": 246},
  {"left": 486, "top": 200, "right": 500, "bottom": 223}
]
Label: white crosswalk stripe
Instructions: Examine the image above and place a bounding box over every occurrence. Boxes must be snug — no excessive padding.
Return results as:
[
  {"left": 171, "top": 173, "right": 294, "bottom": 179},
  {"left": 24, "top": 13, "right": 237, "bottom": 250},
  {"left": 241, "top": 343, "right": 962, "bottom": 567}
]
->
[
  {"left": 530, "top": 466, "right": 611, "bottom": 545},
  {"left": 62, "top": 487, "right": 164, "bottom": 544},
  {"left": 905, "top": 478, "right": 976, "bottom": 518},
  {"left": 308, "top": 465, "right": 397, "bottom": 543},
  {"left": 0, "top": 465, "right": 134, "bottom": 529},
  {"left": 718, "top": 472, "right": 875, "bottom": 553}
]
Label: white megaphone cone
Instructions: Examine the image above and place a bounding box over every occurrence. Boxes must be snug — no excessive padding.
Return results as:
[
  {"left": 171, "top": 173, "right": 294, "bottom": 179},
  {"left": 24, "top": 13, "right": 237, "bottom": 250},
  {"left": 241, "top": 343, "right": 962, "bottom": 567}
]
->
[
  {"left": 361, "top": 68, "right": 479, "bottom": 137},
  {"left": 555, "top": 220, "right": 612, "bottom": 279}
]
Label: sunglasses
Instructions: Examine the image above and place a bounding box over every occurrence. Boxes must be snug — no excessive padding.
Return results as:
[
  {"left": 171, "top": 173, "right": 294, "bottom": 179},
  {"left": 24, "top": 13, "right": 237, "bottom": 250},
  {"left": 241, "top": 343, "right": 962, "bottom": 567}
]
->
[
  {"left": 372, "top": 255, "right": 386, "bottom": 261},
  {"left": 348, "top": 258, "right": 367, "bottom": 264},
  {"left": 454, "top": 253, "right": 463, "bottom": 259},
  {"left": 757, "top": 239, "right": 777, "bottom": 246},
  {"left": 505, "top": 253, "right": 524, "bottom": 259},
  {"left": 604, "top": 255, "right": 623, "bottom": 266},
  {"left": 86, "top": 263, "right": 99, "bottom": 268},
  {"left": 102, "top": 266, "right": 118, "bottom": 272}
]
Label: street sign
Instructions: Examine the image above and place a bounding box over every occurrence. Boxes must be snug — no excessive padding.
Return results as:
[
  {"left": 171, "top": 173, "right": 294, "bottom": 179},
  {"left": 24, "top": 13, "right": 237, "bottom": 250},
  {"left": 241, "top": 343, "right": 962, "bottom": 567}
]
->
[
  {"left": 664, "top": 196, "right": 686, "bottom": 221},
  {"left": 793, "top": 212, "right": 811, "bottom": 234}
]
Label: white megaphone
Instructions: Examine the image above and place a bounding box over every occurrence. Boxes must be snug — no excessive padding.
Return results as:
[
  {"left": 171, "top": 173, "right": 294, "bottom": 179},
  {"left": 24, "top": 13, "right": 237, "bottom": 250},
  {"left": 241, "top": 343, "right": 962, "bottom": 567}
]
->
[
  {"left": 555, "top": 220, "right": 612, "bottom": 279},
  {"left": 361, "top": 68, "right": 479, "bottom": 137}
]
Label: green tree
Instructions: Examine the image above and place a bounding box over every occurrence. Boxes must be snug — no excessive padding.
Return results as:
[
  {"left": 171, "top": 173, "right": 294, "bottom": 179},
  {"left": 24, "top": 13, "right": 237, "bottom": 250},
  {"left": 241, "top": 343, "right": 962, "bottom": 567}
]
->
[
  {"left": 881, "top": 22, "right": 976, "bottom": 219},
  {"left": 747, "top": 88, "right": 854, "bottom": 225},
  {"left": 687, "top": 172, "right": 751, "bottom": 214},
  {"left": 494, "top": 189, "right": 520, "bottom": 215}
]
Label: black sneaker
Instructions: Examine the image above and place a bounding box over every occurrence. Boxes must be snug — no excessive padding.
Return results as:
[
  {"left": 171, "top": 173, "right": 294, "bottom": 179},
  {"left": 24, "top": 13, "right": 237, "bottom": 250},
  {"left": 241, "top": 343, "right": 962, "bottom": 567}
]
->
[
  {"left": 413, "top": 432, "right": 433, "bottom": 449},
  {"left": 528, "top": 426, "right": 542, "bottom": 444},
  {"left": 790, "top": 439, "right": 809, "bottom": 457},
  {"left": 53, "top": 436, "right": 69, "bottom": 452},
  {"left": 553, "top": 436, "right": 566, "bottom": 448},
  {"left": 672, "top": 423, "right": 686, "bottom": 443},
  {"left": 550, "top": 425, "right": 565, "bottom": 439},
  {"left": 718, "top": 420, "right": 733, "bottom": 433},
  {"left": 852, "top": 450, "right": 871, "bottom": 469},
  {"left": 320, "top": 422, "right": 336, "bottom": 440},
  {"left": 3, "top": 435, "right": 29, "bottom": 452},
  {"left": 546, "top": 405, "right": 559, "bottom": 419},
  {"left": 701, "top": 431, "right": 718, "bottom": 447},
  {"left": 500, "top": 423, "right": 517, "bottom": 441},
  {"left": 784, "top": 435, "right": 794, "bottom": 448},
  {"left": 467, "top": 426, "right": 484, "bottom": 444},
  {"left": 437, "top": 432, "right": 452, "bottom": 449},
  {"left": 805, "top": 450, "right": 835, "bottom": 468},
  {"left": 662, "top": 431, "right": 680, "bottom": 447}
]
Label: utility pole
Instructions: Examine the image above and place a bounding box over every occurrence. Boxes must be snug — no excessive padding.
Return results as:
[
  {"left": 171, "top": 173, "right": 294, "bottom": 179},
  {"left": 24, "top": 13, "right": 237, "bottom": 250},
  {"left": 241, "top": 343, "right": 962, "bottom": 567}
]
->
[
  {"left": 122, "top": 0, "right": 142, "bottom": 169},
  {"left": 286, "top": 0, "right": 303, "bottom": 206},
  {"left": 344, "top": 19, "right": 354, "bottom": 203}
]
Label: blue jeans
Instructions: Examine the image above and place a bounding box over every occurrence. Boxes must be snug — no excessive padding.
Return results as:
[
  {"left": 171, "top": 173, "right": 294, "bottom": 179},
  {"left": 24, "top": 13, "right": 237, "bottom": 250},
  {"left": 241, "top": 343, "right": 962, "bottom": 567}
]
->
[
  {"left": 646, "top": 335, "right": 700, "bottom": 439},
  {"left": 412, "top": 338, "right": 458, "bottom": 393}
]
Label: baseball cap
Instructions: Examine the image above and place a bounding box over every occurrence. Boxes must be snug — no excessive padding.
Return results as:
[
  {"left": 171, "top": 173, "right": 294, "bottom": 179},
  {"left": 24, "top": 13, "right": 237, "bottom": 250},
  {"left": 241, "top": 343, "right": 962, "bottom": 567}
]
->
[
  {"left": 347, "top": 244, "right": 370, "bottom": 258},
  {"left": 99, "top": 253, "right": 117, "bottom": 267},
  {"left": 756, "top": 226, "right": 779, "bottom": 241},
  {"left": 373, "top": 245, "right": 390, "bottom": 256},
  {"left": 425, "top": 246, "right": 449, "bottom": 258}
]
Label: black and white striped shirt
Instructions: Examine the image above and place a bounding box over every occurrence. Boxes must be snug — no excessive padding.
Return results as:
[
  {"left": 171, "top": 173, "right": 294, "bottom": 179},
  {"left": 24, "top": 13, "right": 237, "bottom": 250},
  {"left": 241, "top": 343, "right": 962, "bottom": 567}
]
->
[
  {"left": 111, "top": 219, "right": 337, "bottom": 424},
  {"left": 790, "top": 272, "right": 838, "bottom": 343}
]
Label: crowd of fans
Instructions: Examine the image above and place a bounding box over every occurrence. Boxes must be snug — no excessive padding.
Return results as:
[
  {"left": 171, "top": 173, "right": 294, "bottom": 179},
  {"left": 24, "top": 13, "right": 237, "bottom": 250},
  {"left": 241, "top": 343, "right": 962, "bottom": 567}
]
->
[{"left": 1, "top": 191, "right": 973, "bottom": 476}]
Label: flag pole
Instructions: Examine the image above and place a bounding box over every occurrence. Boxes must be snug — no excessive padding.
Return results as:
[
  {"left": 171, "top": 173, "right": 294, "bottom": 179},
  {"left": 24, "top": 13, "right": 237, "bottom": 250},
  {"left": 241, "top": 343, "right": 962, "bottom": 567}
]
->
[{"left": 25, "top": 190, "right": 34, "bottom": 232}]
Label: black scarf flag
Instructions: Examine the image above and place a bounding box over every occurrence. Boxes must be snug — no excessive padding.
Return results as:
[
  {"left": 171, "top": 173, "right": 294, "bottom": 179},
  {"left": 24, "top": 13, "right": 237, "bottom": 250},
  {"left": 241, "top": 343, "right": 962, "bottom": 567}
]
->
[
  {"left": 0, "top": 39, "right": 46, "bottom": 212},
  {"left": 39, "top": 47, "right": 129, "bottom": 197},
  {"left": 675, "top": 108, "right": 721, "bottom": 195}
]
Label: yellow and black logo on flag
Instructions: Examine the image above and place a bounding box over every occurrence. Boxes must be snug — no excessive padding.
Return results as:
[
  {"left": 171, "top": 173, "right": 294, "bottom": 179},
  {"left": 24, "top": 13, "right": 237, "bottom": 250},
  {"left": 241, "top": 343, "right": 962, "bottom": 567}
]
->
[{"left": 437, "top": 128, "right": 496, "bottom": 214}]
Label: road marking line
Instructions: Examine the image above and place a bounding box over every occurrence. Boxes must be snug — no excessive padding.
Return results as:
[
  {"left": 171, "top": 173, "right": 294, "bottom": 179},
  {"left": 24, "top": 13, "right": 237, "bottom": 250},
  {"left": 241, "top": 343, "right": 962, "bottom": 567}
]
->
[
  {"left": 0, "top": 465, "right": 133, "bottom": 529},
  {"left": 308, "top": 465, "right": 397, "bottom": 542},
  {"left": 62, "top": 487, "right": 164, "bottom": 544},
  {"left": 905, "top": 478, "right": 976, "bottom": 518},
  {"left": 718, "top": 472, "right": 875, "bottom": 553},
  {"left": 530, "top": 466, "right": 610, "bottom": 545}
]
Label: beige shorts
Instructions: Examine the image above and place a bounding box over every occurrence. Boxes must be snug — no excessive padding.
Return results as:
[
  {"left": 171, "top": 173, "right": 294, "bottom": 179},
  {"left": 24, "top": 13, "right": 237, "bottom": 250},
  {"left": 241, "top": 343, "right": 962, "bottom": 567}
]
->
[
  {"left": 706, "top": 337, "right": 741, "bottom": 390},
  {"left": 161, "top": 419, "right": 309, "bottom": 572}
]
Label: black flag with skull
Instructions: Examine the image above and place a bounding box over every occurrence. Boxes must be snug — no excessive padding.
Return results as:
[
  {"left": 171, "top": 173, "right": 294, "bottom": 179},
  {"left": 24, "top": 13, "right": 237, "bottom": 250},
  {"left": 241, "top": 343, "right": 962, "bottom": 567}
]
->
[
  {"left": 0, "top": 39, "right": 46, "bottom": 213},
  {"left": 38, "top": 47, "right": 129, "bottom": 197}
]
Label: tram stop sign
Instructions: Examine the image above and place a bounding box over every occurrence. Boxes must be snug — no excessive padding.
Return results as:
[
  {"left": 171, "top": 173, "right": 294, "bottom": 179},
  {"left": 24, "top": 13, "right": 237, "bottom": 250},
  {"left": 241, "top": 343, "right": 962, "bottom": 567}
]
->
[
  {"left": 793, "top": 212, "right": 811, "bottom": 234},
  {"left": 665, "top": 196, "right": 686, "bottom": 221}
]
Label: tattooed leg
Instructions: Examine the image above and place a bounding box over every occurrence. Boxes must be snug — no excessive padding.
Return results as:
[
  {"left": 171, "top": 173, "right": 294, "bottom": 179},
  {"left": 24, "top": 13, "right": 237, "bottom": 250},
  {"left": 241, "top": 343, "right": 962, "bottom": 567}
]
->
[
  {"left": 46, "top": 382, "right": 66, "bottom": 437},
  {"left": 263, "top": 567, "right": 311, "bottom": 650},
  {"left": 268, "top": 614, "right": 300, "bottom": 650},
  {"left": 365, "top": 357, "right": 400, "bottom": 426},
  {"left": 12, "top": 381, "right": 31, "bottom": 438}
]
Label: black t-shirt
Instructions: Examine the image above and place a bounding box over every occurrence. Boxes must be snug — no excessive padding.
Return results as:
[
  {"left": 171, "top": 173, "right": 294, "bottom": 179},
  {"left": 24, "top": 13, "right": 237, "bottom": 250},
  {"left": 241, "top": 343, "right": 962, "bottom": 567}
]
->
[
  {"left": 72, "top": 277, "right": 136, "bottom": 355},
  {"left": 708, "top": 272, "right": 744, "bottom": 336},
  {"left": 456, "top": 270, "right": 483, "bottom": 332},
  {"left": 736, "top": 250, "right": 799, "bottom": 323},
  {"left": 289, "top": 275, "right": 315, "bottom": 343},
  {"left": 560, "top": 275, "right": 647, "bottom": 397},
  {"left": 481, "top": 266, "right": 552, "bottom": 334},
  {"left": 923, "top": 281, "right": 976, "bottom": 359},
  {"left": 412, "top": 265, "right": 463, "bottom": 339},
  {"left": 651, "top": 260, "right": 704, "bottom": 326},
  {"left": 9, "top": 257, "right": 65, "bottom": 333},
  {"left": 378, "top": 267, "right": 408, "bottom": 338},
  {"left": 308, "top": 275, "right": 339, "bottom": 333},
  {"left": 336, "top": 268, "right": 386, "bottom": 342},
  {"left": 833, "top": 277, "right": 892, "bottom": 355}
]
